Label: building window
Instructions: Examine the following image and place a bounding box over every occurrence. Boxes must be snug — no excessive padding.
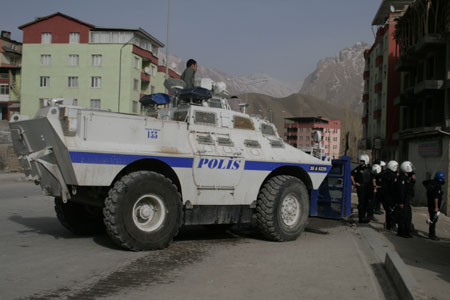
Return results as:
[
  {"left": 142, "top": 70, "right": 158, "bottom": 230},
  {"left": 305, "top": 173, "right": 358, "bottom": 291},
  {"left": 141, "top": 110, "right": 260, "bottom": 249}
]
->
[
  {"left": 69, "top": 32, "right": 80, "bottom": 44},
  {"left": 69, "top": 54, "right": 79, "bottom": 66},
  {"left": 40, "top": 76, "right": 50, "bottom": 87},
  {"left": 150, "top": 85, "right": 155, "bottom": 94},
  {"left": 41, "top": 33, "right": 52, "bottom": 44},
  {"left": 134, "top": 79, "right": 139, "bottom": 90},
  {"left": 92, "top": 54, "right": 102, "bottom": 66},
  {"left": 90, "top": 99, "right": 101, "bottom": 110},
  {"left": 9, "top": 57, "right": 18, "bottom": 65},
  {"left": 68, "top": 76, "right": 78, "bottom": 88},
  {"left": 134, "top": 57, "right": 139, "bottom": 68},
  {"left": 0, "top": 84, "right": 9, "bottom": 95},
  {"left": 151, "top": 65, "right": 156, "bottom": 76},
  {"left": 73, "top": 99, "right": 78, "bottom": 106},
  {"left": 91, "top": 76, "right": 101, "bottom": 88},
  {"left": 40, "top": 55, "right": 51, "bottom": 66},
  {"left": 132, "top": 101, "right": 138, "bottom": 113}
]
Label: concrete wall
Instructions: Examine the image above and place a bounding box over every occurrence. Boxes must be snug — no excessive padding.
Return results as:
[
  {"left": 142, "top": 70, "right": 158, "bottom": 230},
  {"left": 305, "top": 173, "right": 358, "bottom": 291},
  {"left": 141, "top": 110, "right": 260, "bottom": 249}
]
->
[
  {"left": 407, "top": 136, "right": 449, "bottom": 214},
  {"left": 0, "top": 120, "right": 20, "bottom": 171}
]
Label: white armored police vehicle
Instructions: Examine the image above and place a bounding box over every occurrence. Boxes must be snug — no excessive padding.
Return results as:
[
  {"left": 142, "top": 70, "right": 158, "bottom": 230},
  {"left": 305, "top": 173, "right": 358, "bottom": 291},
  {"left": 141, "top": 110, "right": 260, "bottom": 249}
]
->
[{"left": 9, "top": 78, "right": 331, "bottom": 251}]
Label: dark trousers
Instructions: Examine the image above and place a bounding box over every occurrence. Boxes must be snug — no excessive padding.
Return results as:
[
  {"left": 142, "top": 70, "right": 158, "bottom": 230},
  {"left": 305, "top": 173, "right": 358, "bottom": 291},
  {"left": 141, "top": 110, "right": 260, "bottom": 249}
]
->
[
  {"left": 397, "top": 204, "right": 412, "bottom": 236},
  {"left": 381, "top": 197, "right": 393, "bottom": 229},
  {"left": 428, "top": 208, "right": 439, "bottom": 238},
  {"left": 374, "top": 191, "right": 382, "bottom": 211},
  {"left": 357, "top": 188, "right": 371, "bottom": 221}
]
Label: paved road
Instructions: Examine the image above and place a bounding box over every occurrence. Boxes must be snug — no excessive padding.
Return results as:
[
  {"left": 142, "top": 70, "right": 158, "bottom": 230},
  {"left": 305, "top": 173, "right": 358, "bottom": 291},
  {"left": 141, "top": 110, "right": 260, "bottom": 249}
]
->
[{"left": 0, "top": 178, "right": 398, "bottom": 300}]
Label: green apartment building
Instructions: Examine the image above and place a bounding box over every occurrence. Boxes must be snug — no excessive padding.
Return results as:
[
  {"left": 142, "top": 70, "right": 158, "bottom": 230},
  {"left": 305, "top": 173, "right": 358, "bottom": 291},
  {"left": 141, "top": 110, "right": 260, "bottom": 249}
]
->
[{"left": 19, "top": 12, "right": 179, "bottom": 117}]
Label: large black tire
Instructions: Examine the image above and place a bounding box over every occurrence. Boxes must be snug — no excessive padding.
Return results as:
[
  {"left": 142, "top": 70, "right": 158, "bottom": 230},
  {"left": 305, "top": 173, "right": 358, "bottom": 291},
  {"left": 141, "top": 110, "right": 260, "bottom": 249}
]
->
[
  {"left": 54, "top": 197, "right": 105, "bottom": 235},
  {"left": 255, "top": 175, "right": 309, "bottom": 241},
  {"left": 103, "top": 171, "right": 182, "bottom": 251}
]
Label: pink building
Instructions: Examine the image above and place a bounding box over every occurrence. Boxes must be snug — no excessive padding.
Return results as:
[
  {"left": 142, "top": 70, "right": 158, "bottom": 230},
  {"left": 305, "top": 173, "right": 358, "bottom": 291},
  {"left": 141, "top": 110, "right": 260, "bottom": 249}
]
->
[{"left": 284, "top": 117, "right": 341, "bottom": 158}]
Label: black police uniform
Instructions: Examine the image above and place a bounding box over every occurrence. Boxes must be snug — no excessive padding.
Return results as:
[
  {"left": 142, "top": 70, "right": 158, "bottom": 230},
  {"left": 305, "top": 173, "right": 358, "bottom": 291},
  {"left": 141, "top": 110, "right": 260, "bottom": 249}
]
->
[
  {"left": 396, "top": 173, "right": 414, "bottom": 237},
  {"left": 352, "top": 164, "right": 372, "bottom": 222},
  {"left": 373, "top": 171, "right": 384, "bottom": 214},
  {"left": 381, "top": 169, "right": 397, "bottom": 230},
  {"left": 423, "top": 179, "right": 443, "bottom": 239}
]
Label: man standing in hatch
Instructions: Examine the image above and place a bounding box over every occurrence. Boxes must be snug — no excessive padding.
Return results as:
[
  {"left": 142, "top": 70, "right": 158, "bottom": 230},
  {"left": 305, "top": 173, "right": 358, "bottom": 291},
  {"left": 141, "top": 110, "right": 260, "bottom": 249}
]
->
[{"left": 181, "top": 59, "right": 198, "bottom": 88}]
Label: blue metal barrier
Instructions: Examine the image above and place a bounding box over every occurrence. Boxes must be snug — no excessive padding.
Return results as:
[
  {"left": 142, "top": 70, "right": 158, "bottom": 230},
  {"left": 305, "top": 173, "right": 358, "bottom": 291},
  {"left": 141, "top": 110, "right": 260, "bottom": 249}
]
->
[{"left": 310, "top": 156, "right": 352, "bottom": 219}]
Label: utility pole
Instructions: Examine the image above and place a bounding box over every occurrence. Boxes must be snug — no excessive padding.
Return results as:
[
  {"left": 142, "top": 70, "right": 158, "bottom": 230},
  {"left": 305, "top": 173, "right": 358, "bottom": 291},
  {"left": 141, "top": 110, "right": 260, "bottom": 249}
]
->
[{"left": 165, "top": 0, "right": 170, "bottom": 93}]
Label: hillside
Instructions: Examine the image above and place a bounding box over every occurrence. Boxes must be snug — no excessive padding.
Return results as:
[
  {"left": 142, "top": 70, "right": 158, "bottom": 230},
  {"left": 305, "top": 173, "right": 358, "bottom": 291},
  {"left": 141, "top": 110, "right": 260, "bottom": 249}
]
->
[
  {"left": 228, "top": 93, "right": 362, "bottom": 157},
  {"left": 300, "top": 42, "right": 369, "bottom": 111}
]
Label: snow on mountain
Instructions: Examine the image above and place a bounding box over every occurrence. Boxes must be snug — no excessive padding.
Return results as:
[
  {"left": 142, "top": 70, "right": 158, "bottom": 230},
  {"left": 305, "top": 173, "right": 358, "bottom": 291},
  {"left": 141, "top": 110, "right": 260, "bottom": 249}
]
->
[
  {"left": 299, "top": 42, "right": 369, "bottom": 110},
  {"left": 158, "top": 53, "right": 300, "bottom": 98}
]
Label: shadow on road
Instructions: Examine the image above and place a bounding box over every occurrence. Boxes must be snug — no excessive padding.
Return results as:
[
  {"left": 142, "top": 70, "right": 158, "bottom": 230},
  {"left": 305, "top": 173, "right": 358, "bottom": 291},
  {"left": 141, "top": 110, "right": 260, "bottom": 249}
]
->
[{"left": 9, "top": 215, "right": 76, "bottom": 239}]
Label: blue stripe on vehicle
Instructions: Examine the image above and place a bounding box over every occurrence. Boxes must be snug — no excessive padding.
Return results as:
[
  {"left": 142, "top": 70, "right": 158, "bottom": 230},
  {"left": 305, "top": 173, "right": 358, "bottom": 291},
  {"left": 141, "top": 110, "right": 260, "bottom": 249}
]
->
[
  {"left": 69, "top": 152, "right": 330, "bottom": 173},
  {"left": 69, "top": 152, "right": 194, "bottom": 168},
  {"left": 244, "top": 160, "right": 331, "bottom": 173}
]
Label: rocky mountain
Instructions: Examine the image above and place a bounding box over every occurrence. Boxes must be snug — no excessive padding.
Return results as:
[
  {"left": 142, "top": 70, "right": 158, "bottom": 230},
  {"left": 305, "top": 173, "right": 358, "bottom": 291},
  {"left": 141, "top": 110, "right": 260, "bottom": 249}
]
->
[
  {"left": 159, "top": 53, "right": 300, "bottom": 98},
  {"left": 299, "top": 42, "right": 369, "bottom": 111},
  {"left": 228, "top": 93, "right": 362, "bottom": 158}
]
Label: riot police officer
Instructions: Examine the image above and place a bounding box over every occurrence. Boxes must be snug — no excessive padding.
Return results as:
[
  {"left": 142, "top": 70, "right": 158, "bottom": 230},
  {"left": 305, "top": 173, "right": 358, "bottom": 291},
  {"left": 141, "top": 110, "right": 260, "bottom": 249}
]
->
[
  {"left": 372, "top": 164, "right": 383, "bottom": 219},
  {"left": 396, "top": 161, "right": 414, "bottom": 238},
  {"left": 382, "top": 160, "right": 398, "bottom": 231},
  {"left": 352, "top": 154, "right": 372, "bottom": 223},
  {"left": 423, "top": 172, "right": 445, "bottom": 241}
]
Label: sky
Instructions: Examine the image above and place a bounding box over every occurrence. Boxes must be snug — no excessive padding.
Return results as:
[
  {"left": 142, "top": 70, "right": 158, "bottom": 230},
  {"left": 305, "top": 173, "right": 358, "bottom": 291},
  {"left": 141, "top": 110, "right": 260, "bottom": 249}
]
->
[{"left": 0, "top": 0, "right": 382, "bottom": 82}]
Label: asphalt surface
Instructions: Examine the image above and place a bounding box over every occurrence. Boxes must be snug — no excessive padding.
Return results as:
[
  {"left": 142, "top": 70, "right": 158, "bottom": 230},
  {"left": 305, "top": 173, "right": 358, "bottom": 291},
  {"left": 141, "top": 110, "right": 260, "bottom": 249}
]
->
[{"left": 0, "top": 176, "right": 398, "bottom": 300}]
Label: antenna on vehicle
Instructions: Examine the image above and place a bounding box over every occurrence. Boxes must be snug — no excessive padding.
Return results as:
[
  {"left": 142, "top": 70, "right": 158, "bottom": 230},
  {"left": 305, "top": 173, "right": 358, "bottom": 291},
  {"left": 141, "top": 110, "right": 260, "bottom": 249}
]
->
[{"left": 238, "top": 103, "right": 249, "bottom": 114}]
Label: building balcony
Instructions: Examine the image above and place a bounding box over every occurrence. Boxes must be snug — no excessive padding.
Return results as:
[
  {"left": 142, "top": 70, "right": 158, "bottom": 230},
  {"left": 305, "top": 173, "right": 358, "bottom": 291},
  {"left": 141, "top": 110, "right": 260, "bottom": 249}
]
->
[
  {"left": 373, "top": 109, "right": 382, "bottom": 120},
  {"left": 0, "top": 94, "right": 10, "bottom": 101},
  {"left": 398, "top": 126, "right": 442, "bottom": 140},
  {"left": 141, "top": 72, "right": 150, "bottom": 82},
  {"left": 362, "top": 93, "right": 369, "bottom": 102},
  {"left": 363, "top": 71, "right": 370, "bottom": 80},
  {"left": 362, "top": 116, "right": 368, "bottom": 124},
  {"left": 374, "top": 82, "right": 382, "bottom": 93},
  {"left": 375, "top": 55, "right": 383, "bottom": 67},
  {"left": 414, "top": 80, "right": 444, "bottom": 95},
  {"left": 413, "top": 34, "right": 446, "bottom": 54}
]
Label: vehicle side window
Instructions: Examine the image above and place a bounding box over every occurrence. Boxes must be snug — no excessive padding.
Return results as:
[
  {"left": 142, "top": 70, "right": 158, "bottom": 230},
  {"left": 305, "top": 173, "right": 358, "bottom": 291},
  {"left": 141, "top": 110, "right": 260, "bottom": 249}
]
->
[
  {"left": 197, "top": 134, "right": 214, "bottom": 145},
  {"left": 217, "top": 137, "right": 233, "bottom": 146},
  {"left": 194, "top": 111, "right": 216, "bottom": 126},
  {"left": 244, "top": 139, "right": 261, "bottom": 148},
  {"left": 234, "top": 116, "right": 254, "bottom": 130},
  {"left": 261, "top": 123, "right": 276, "bottom": 135}
]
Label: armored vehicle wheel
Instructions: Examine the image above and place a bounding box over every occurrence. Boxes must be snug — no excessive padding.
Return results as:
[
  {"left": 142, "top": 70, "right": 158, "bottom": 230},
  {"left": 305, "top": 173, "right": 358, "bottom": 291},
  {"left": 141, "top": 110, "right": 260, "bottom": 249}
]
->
[
  {"left": 256, "top": 175, "right": 309, "bottom": 241},
  {"left": 54, "top": 197, "right": 105, "bottom": 235},
  {"left": 103, "top": 171, "right": 182, "bottom": 251}
]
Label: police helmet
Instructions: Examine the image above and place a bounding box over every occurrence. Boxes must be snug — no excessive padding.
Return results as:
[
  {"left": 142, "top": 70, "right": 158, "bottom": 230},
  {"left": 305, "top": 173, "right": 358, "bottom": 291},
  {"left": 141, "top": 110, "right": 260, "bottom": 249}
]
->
[
  {"left": 387, "top": 160, "right": 398, "bottom": 172},
  {"left": 400, "top": 161, "right": 414, "bottom": 173},
  {"left": 372, "top": 164, "right": 381, "bottom": 174},
  {"left": 435, "top": 171, "right": 445, "bottom": 183}
]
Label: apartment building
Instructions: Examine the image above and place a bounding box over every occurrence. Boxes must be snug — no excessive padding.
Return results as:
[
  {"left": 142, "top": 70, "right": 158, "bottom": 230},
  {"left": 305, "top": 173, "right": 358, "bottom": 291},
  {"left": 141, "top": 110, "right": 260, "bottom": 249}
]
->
[
  {"left": 360, "top": 1, "right": 409, "bottom": 161},
  {"left": 19, "top": 12, "right": 179, "bottom": 117},
  {"left": 394, "top": 0, "right": 450, "bottom": 212},
  {"left": 284, "top": 117, "right": 341, "bottom": 158},
  {"left": 0, "top": 31, "right": 21, "bottom": 120}
]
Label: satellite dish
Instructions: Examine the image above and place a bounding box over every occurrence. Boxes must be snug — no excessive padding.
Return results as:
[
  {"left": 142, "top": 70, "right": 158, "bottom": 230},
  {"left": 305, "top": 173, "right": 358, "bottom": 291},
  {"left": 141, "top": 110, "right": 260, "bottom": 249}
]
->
[
  {"left": 390, "top": 5, "right": 395, "bottom": 13},
  {"left": 164, "top": 78, "right": 186, "bottom": 93},
  {"left": 144, "top": 67, "right": 150, "bottom": 74}
]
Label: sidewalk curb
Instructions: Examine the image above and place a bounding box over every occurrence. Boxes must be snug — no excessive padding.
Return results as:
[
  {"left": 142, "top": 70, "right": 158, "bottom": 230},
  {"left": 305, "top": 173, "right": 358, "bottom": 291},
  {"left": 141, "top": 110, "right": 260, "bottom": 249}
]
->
[{"left": 359, "top": 227, "right": 427, "bottom": 300}]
